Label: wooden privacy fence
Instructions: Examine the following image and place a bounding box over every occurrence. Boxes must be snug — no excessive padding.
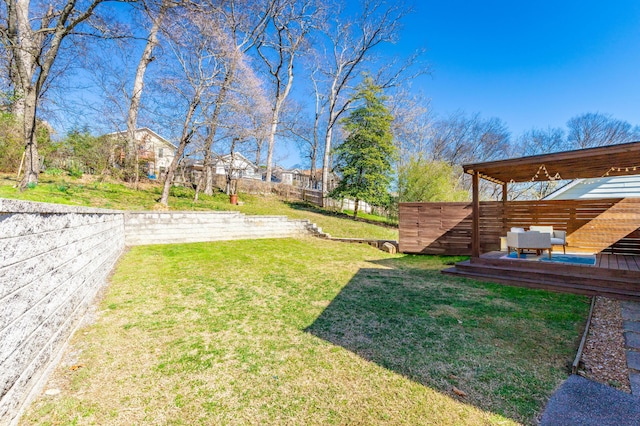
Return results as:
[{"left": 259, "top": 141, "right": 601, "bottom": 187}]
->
[
  {"left": 399, "top": 198, "right": 640, "bottom": 256},
  {"left": 287, "top": 187, "right": 324, "bottom": 206}
]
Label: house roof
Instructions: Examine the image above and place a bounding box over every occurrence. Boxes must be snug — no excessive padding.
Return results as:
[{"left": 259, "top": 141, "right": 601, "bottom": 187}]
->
[
  {"left": 217, "top": 153, "right": 258, "bottom": 169},
  {"left": 544, "top": 175, "right": 640, "bottom": 200},
  {"left": 107, "top": 127, "right": 177, "bottom": 149},
  {"left": 185, "top": 153, "right": 258, "bottom": 171},
  {"left": 463, "top": 141, "right": 640, "bottom": 185}
]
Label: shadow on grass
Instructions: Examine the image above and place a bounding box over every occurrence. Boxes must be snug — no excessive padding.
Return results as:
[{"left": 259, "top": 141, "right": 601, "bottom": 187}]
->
[
  {"left": 305, "top": 256, "right": 590, "bottom": 425},
  {"left": 284, "top": 201, "right": 398, "bottom": 228}
]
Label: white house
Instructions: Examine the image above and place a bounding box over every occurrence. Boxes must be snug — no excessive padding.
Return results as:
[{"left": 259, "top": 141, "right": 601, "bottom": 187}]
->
[
  {"left": 270, "top": 166, "right": 338, "bottom": 190},
  {"left": 181, "top": 152, "right": 262, "bottom": 183},
  {"left": 108, "top": 127, "right": 177, "bottom": 180},
  {"left": 544, "top": 175, "right": 640, "bottom": 200},
  {"left": 213, "top": 153, "right": 262, "bottom": 180}
]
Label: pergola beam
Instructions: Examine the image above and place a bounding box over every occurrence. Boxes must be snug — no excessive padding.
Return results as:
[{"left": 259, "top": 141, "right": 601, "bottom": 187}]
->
[{"left": 464, "top": 141, "right": 640, "bottom": 184}]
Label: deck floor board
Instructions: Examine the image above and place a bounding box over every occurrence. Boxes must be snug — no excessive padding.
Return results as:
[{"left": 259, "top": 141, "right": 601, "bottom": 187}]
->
[{"left": 444, "top": 251, "right": 640, "bottom": 300}]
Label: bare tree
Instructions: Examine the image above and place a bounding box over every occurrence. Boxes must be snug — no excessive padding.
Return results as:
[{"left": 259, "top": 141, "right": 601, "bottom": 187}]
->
[
  {"left": 567, "top": 112, "right": 639, "bottom": 149},
  {"left": 518, "top": 127, "right": 567, "bottom": 157},
  {"left": 2, "top": 0, "right": 112, "bottom": 188},
  {"left": 317, "top": 0, "right": 407, "bottom": 196},
  {"left": 197, "top": 0, "right": 273, "bottom": 196},
  {"left": 215, "top": 57, "right": 270, "bottom": 184},
  {"left": 508, "top": 127, "right": 567, "bottom": 200},
  {"left": 388, "top": 88, "right": 431, "bottom": 166},
  {"left": 246, "top": 104, "right": 270, "bottom": 166},
  {"left": 429, "top": 111, "right": 510, "bottom": 165},
  {"left": 256, "top": 0, "right": 318, "bottom": 183},
  {"left": 286, "top": 65, "right": 325, "bottom": 188},
  {"left": 125, "top": 0, "right": 174, "bottom": 186},
  {"left": 158, "top": 7, "right": 223, "bottom": 206}
]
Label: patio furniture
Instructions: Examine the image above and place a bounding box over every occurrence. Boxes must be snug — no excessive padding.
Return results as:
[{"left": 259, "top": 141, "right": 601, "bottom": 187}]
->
[
  {"left": 529, "top": 226, "right": 567, "bottom": 254},
  {"left": 506, "top": 231, "right": 552, "bottom": 258}
]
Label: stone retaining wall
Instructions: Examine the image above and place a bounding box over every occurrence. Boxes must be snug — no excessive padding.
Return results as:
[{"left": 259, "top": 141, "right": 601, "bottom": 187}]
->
[
  {"left": 124, "top": 211, "right": 315, "bottom": 245},
  {"left": 0, "top": 200, "right": 320, "bottom": 425},
  {"left": 0, "top": 199, "right": 125, "bottom": 425}
]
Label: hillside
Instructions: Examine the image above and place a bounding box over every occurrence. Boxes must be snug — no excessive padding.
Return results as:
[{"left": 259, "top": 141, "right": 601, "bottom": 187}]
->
[{"left": 0, "top": 174, "right": 398, "bottom": 240}]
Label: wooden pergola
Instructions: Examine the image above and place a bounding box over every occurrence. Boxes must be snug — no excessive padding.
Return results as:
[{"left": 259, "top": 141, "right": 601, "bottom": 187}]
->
[{"left": 463, "top": 141, "right": 640, "bottom": 258}]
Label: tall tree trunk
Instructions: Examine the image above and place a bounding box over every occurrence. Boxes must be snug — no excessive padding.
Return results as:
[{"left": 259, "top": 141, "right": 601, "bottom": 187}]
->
[
  {"left": 255, "top": 142, "right": 262, "bottom": 167},
  {"left": 309, "top": 107, "right": 321, "bottom": 189},
  {"left": 8, "top": 0, "right": 108, "bottom": 188},
  {"left": 201, "top": 61, "right": 236, "bottom": 196},
  {"left": 353, "top": 197, "right": 359, "bottom": 219},
  {"left": 160, "top": 99, "right": 199, "bottom": 206},
  {"left": 264, "top": 60, "right": 294, "bottom": 183},
  {"left": 10, "top": 0, "right": 36, "bottom": 118},
  {"left": 309, "top": 145, "right": 317, "bottom": 189},
  {"left": 321, "top": 125, "right": 333, "bottom": 196},
  {"left": 198, "top": 129, "right": 214, "bottom": 199},
  {"left": 126, "top": 1, "right": 168, "bottom": 183},
  {"left": 19, "top": 90, "right": 39, "bottom": 188},
  {"left": 264, "top": 107, "right": 279, "bottom": 182}
]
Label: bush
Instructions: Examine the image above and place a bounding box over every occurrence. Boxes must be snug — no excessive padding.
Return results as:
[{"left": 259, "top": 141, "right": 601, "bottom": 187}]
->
[
  {"left": 169, "top": 186, "right": 195, "bottom": 198},
  {"left": 44, "top": 167, "right": 64, "bottom": 176},
  {"left": 68, "top": 164, "right": 83, "bottom": 178},
  {"left": 0, "top": 113, "right": 54, "bottom": 173},
  {"left": 398, "top": 156, "right": 469, "bottom": 202},
  {"left": 0, "top": 113, "right": 23, "bottom": 172},
  {"left": 56, "top": 181, "right": 70, "bottom": 193}
]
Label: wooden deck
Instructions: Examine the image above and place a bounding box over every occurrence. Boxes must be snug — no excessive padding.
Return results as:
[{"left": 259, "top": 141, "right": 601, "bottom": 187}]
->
[
  {"left": 595, "top": 252, "right": 640, "bottom": 271},
  {"left": 443, "top": 251, "right": 640, "bottom": 300}
]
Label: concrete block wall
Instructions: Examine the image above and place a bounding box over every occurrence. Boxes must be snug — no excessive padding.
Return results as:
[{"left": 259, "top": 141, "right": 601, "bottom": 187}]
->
[
  {"left": 0, "top": 199, "right": 125, "bottom": 426},
  {"left": 124, "top": 211, "right": 315, "bottom": 245},
  {"left": 1, "top": 201, "right": 320, "bottom": 425}
]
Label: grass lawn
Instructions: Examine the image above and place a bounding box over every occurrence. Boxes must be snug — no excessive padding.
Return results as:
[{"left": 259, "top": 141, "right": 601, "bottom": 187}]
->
[
  {"left": 342, "top": 208, "right": 399, "bottom": 226},
  {"left": 22, "top": 238, "right": 589, "bottom": 425},
  {"left": 0, "top": 174, "right": 397, "bottom": 240}
]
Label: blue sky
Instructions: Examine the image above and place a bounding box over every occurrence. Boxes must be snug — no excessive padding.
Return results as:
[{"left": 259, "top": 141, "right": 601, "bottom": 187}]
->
[
  {"left": 394, "top": 0, "right": 640, "bottom": 136},
  {"left": 57, "top": 1, "right": 640, "bottom": 168}
]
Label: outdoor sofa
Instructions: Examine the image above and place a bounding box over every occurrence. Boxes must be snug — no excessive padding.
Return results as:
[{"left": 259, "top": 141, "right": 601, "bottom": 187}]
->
[
  {"left": 529, "top": 225, "right": 567, "bottom": 254},
  {"left": 506, "top": 229, "right": 552, "bottom": 258}
]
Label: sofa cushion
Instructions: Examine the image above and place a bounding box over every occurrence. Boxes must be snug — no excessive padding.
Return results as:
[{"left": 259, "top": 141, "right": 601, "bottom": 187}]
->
[{"left": 530, "top": 225, "right": 553, "bottom": 235}]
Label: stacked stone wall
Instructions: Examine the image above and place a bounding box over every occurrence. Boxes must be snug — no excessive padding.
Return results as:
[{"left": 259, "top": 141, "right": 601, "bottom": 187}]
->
[
  {"left": 0, "top": 199, "right": 125, "bottom": 425},
  {"left": 124, "top": 211, "right": 313, "bottom": 245},
  {"left": 0, "top": 200, "right": 319, "bottom": 425}
]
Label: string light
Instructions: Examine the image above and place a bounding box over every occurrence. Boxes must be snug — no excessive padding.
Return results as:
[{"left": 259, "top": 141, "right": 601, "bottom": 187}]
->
[
  {"left": 602, "top": 164, "right": 640, "bottom": 177},
  {"left": 529, "top": 165, "right": 562, "bottom": 182}
]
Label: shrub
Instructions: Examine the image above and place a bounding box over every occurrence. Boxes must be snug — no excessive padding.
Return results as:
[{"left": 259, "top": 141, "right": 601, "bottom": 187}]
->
[
  {"left": 44, "top": 167, "right": 64, "bottom": 176},
  {"left": 169, "top": 186, "right": 195, "bottom": 198},
  {"left": 68, "top": 164, "right": 83, "bottom": 178},
  {"left": 56, "top": 181, "right": 70, "bottom": 192}
]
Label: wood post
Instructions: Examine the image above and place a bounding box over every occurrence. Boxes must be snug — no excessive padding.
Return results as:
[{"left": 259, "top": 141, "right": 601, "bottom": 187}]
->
[
  {"left": 502, "top": 182, "right": 508, "bottom": 236},
  {"left": 472, "top": 171, "right": 480, "bottom": 258}
]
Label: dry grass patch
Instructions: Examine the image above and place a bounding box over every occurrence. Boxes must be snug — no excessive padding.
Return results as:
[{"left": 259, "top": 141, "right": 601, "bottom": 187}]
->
[{"left": 22, "top": 239, "right": 588, "bottom": 425}]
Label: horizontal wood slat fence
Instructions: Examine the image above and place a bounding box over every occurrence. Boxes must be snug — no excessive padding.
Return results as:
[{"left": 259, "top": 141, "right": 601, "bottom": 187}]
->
[{"left": 399, "top": 198, "right": 640, "bottom": 256}]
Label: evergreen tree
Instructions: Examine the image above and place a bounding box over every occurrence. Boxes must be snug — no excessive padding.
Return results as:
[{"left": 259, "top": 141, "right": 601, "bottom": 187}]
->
[{"left": 330, "top": 77, "right": 397, "bottom": 218}]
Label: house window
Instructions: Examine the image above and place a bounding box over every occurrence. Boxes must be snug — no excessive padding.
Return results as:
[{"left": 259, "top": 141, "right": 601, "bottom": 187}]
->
[
  {"left": 160, "top": 167, "right": 166, "bottom": 176},
  {"left": 158, "top": 148, "right": 163, "bottom": 158}
]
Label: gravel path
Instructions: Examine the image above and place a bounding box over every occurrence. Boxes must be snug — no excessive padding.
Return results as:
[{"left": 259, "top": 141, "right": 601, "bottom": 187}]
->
[{"left": 580, "top": 296, "right": 630, "bottom": 392}]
